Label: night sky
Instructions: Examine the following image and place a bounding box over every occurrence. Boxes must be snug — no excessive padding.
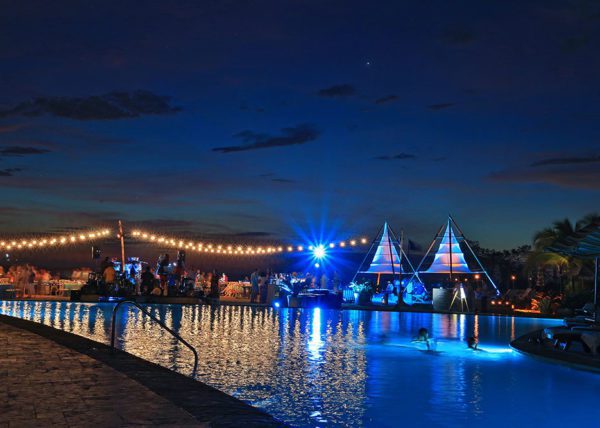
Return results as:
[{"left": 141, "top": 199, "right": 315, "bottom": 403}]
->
[{"left": 2, "top": 0, "right": 599, "bottom": 252}]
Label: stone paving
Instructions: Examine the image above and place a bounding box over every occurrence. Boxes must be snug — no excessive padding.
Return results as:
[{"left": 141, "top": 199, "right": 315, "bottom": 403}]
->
[{"left": 0, "top": 321, "right": 204, "bottom": 427}]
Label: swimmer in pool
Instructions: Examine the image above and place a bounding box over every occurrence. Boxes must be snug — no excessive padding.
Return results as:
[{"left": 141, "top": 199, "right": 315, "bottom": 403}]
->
[
  {"left": 412, "top": 327, "right": 431, "bottom": 350},
  {"left": 467, "top": 335, "right": 479, "bottom": 350}
]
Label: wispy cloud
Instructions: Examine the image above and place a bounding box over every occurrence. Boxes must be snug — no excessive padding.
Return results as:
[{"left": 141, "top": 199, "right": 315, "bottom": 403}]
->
[
  {"left": 489, "top": 165, "right": 600, "bottom": 189},
  {"left": 0, "top": 146, "right": 51, "bottom": 156},
  {"left": 427, "top": 103, "right": 455, "bottom": 111},
  {"left": 258, "top": 173, "right": 295, "bottom": 183},
  {"left": 374, "top": 95, "right": 399, "bottom": 105},
  {"left": 232, "top": 231, "right": 272, "bottom": 237},
  {"left": 0, "top": 90, "right": 181, "bottom": 120},
  {"left": 213, "top": 124, "right": 319, "bottom": 153},
  {"left": 0, "top": 124, "right": 25, "bottom": 133},
  {"left": 271, "top": 178, "right": 295, "bottom": 183},
  {"left": 0, "top": 168, "right": 23, "bottom": 177},
  {"left": 531, "top": 154, "right": 600, "bottom": 166},
  {"left": 318, "top": 84, "right": 355, "bottom": 98},
  {"left": 374, "top": 153, "right": 416, "bottom": 160}
]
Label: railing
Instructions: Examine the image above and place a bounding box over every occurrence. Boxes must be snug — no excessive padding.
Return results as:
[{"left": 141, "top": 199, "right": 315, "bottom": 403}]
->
[{"left": 110, "top": 299, "right": 199, "bottom": 375}]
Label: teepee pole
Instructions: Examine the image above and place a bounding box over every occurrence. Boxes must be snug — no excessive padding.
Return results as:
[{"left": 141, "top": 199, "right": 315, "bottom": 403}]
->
[
  {"left": 386, "top": 223, "right": 397, "bottom": 281},
  {"left": 408, "top": 221, "right": 446, "bottom": 283},
  {"left": 400, "top": 246, "right": 417, "bottom": 275},
  {"left": 450, "top": 216, "right": 500, "bottom": 296},
  {"left": 448, "top": 216, "right": 453, "bottom": 281},
  {"left": 351, "top": 223, "right": 384, "bottom": 283}
]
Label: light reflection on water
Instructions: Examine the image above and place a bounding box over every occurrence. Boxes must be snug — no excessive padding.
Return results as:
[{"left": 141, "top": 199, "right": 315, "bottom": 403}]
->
[{"left": 3, "top": 301, "right": 600, "bottom": 427}]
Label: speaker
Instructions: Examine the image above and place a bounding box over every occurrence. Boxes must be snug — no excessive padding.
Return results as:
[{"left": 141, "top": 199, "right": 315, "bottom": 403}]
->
[{"left": 92, "top": 246, "right": 101, "bottom": 259}]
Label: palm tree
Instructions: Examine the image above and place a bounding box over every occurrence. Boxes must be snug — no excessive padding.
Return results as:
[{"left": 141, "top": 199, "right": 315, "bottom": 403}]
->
[
  {"left": 526, "top": 215, "right": 597, "bottom": 291},
  {"left": 576, "top": 212, "right": 600, "bottom": 230}
]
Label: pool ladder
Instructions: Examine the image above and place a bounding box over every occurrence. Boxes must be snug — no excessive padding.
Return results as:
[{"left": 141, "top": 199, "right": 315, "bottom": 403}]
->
[{"left": 109, "top": 300, "right": 199, "bottom": 375}]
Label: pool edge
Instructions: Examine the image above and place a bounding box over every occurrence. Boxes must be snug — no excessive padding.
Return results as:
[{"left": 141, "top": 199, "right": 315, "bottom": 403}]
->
[
  {"left": 510, "top": 330, "right": 600, "bottom": 374},
  {"left": 0, "top": 313, "right": 287, "bottom": 427}
]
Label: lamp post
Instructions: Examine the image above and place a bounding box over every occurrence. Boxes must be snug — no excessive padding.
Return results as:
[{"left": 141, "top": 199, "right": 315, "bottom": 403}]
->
[{"left": 510, "top": 275, "right": 516, "bottom": 291}]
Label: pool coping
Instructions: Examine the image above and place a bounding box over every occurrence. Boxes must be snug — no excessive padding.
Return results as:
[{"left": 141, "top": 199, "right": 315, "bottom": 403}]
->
[
  {"left": 1, "top": 295, "right": 562, "bottom": 320},
  {"left": 510, "top": 330, "right": 600, "bottom": 374},
  {"left": 0, "top": 313, "right": 286, "bottom": 427}
]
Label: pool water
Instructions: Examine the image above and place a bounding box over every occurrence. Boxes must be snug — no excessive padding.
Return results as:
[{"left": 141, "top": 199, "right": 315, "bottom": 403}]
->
[{"left": 1, "top": 301, "right": 599, "bottom": 427}]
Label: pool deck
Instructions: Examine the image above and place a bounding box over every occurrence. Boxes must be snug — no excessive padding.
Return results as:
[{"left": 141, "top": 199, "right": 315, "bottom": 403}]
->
[
  {"left": 511, "top": 330, "right": 600, "bottom": 373},
  {"left": 0, "top": 315, "right": 284, "bottom": 427}
]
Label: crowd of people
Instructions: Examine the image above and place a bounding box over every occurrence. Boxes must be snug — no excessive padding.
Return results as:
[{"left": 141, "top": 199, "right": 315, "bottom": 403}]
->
[
  {"left": 93, "top": 251, "right": 346, "bottom": 304},
  {"left": 93, "top": 253, "right": 231, "bottom": 301},
  {"left": 0, "top": 264, "right": 57, "bottom": 297}
]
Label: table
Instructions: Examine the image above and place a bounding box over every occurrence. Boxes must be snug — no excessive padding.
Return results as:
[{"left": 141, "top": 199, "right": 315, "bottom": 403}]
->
[{"left": 222, "top": 282, "right": 244, "bottom": 298}]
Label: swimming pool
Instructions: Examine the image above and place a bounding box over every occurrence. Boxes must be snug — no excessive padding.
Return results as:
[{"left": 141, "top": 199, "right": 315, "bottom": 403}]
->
[{"left": 1, "top": 300, "right": 598, "bottom": 427}]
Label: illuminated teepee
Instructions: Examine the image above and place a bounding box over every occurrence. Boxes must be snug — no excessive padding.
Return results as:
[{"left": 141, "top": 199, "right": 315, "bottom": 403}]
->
[
  {"left": 414, "top": 215, "right": 499, "bottom": 294},
  {"left": 424, "top": 221, "right": 472, "bottom": 274},
  {"left": 353, "top": 222, "right": 415, "bottom": 284}
]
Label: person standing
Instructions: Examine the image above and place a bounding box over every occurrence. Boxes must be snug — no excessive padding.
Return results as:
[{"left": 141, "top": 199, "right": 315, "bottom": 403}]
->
[
  {"left": 173, "top": 259, "right": 185, "bottom": 293},
  {"left": 103, "top": 262, "right": 116, "bottom": 292},
  {"left": 258, "top": 271, "right": 268, "bottom": 304},
  {"left": 141, "top": 266, "right": 155, "bottom": 295},
  {"left": 157, "top": 254, "right": 169, "bottom": 296},
  {"left": 26, "top": 265, "right": 36, "bottom": 297},
  {"left": 250, "top": 269, "right": 259, "bottom": 303},
  {"left": 210, "top": 269, "right": 220, "bottom": 303},
  {"left": 332, "top": 271, "right": 341, "bottom": 293},
  {"left": 194, "top": 270, "right": 204, "bottom": 296},
  {"left": 320, "top": 272, "right": 329, "bottom": 290},
  {"left": 100, "top": 257, "right": 111, "bottom": 274}
]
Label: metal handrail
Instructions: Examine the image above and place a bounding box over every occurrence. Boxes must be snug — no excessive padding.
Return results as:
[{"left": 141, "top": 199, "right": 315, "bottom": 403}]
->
[{"left": 110, "top": 299, "right": 199, "bottom": 375}]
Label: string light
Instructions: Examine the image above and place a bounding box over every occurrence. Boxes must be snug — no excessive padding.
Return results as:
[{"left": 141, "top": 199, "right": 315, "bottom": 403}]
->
[
  {"left": 0, "top": 229, "right": 111, "bottom": 251},
  {"left": 130, "top": 229, "right": 368, "bottom": 257}
]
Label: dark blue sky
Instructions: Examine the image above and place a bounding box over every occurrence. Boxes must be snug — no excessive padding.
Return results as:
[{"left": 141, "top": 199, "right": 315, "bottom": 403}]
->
[{"left": 1, "top": 0, "right": 599, "bottom": 250}]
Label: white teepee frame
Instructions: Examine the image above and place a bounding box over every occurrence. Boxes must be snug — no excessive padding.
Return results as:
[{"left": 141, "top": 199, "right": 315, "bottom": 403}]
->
[
  {"left": 353, "top": 222, "right": 416, "bottom": 285},
  {"left": 410, "top": 215, "right": 499, "bottom": 295}
]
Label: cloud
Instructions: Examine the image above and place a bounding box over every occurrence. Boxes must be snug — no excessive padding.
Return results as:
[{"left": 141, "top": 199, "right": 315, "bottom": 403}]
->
[
  {"left": 489, "top": 165, "right": 600, "bottom": 189},
  {"left": 0, "top": 146, "right": 51, "bottom": 156},
  {"left": 134, "top": 219, "right": 195, "bottom": 228},
  {"left": 213, "top": 124, "right": 319, "bottom": 153},
  {"left": 427, "top": 103, "right": 455, "bottom": 111},
  {"left": 317, "top": 84, "right": 356, "bottom": 97},
  {"left": 0, "top": 90, "right": 181, "bottom": 120},
  {"left": 531, "top": 154, "right": 600, "bottom": 166},
  {"left": 232, "top": 231, "right": 272, "bottom": 237},
  {"left": 374, "top": 153, "right": 416, "bottom": 160},
  {"left": 374, "top": 95, "right": 399, "bottom": 105},
  {"left": 0, "top": 124, "right": 25, "bottom": 133},
  {"left": 258, "top": 173, "right": 295, "bottom": 183},
  {"left": 0, "top": 168, "right": 23, "bottom": 177}
]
